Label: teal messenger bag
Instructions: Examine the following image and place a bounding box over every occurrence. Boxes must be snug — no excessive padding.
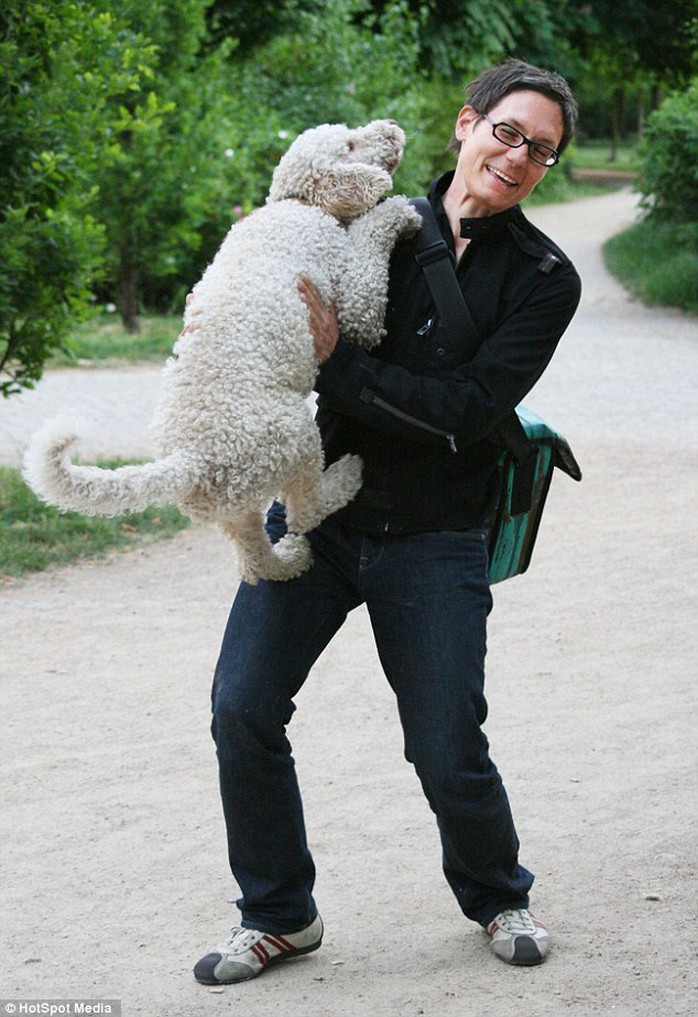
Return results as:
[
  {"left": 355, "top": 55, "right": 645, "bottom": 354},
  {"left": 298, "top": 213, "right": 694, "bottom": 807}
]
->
[
  {"left": 410, "top": 197, "right": 582, "bottom": 584},
  {"left": 486, "top": 406, "right": 581, "bottom": 583}
]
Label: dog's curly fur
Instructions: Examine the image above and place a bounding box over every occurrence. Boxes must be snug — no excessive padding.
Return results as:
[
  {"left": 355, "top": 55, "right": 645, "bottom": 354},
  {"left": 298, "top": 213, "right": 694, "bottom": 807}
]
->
[{"left": 23, "top": 120, "right": 421, "bottom": 583}]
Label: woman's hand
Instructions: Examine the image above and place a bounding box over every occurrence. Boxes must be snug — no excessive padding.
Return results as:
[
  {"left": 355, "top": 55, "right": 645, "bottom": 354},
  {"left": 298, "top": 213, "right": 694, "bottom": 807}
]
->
[
  {"left": 297, "top": 273, "right": 339, "bottom": 364},
  {"left": 181, "top": 279, "right": 340, "bottom": 362},
  {"left": 179, "top": 292, "right": 202, "bottom": 337}
]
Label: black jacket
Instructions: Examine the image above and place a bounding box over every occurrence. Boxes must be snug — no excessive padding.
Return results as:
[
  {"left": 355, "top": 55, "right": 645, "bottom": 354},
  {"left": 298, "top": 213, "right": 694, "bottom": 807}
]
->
[{"left": 314, "top": 172, "right": 581, "bottom": 534}]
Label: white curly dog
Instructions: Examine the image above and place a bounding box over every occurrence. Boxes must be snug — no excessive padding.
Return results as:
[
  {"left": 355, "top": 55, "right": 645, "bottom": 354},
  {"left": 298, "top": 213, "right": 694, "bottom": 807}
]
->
[{"left": 23, "top": 120, "right": 421, "bottom": 583}]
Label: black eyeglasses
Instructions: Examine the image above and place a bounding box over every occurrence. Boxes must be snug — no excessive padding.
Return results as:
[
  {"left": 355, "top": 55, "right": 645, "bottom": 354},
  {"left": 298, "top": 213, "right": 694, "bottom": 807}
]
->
[{"left": 481, "top": 113, "right": 559, "bottom": 167}]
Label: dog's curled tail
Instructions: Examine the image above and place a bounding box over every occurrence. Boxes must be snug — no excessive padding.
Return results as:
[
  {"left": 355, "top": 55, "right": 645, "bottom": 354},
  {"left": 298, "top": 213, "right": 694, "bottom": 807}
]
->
[{"left": 22, "top": 418, "right": 195, "bottom": 517}]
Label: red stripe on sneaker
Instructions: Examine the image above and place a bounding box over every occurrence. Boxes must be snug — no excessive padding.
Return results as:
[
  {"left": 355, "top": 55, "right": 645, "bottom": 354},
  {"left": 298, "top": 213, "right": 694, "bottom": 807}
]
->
[
  {"left": 252, "top": 943, "right": 270, "bottom": 964},
  {"left": 263, "top": 933, "right": 294, "bottom": 953}
]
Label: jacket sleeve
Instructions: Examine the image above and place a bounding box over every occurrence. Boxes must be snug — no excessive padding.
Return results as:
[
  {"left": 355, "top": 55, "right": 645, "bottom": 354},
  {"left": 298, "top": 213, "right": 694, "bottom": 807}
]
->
[{"left": 315, "top": 263, "right": 581, "bottom": 450}]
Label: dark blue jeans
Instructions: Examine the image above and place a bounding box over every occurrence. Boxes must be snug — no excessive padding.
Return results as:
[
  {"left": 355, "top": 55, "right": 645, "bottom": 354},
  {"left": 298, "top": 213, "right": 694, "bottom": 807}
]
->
[{"left": 211, "top": 511, "right": 534, "bottom": 934}]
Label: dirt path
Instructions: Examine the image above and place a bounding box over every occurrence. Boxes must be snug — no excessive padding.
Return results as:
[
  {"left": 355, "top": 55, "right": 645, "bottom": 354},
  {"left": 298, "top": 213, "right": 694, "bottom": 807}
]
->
[{"left": 1, "top": 189, "right": 697, "bottom": 1017}]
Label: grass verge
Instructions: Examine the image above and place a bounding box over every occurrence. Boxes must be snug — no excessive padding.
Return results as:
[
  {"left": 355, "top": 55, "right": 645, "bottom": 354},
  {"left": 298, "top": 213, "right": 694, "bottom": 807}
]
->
[
  {"left": 49, "top": 313, "right": 182, "bottom": 367},
  {"left": 604, "top": 218, "right": 698, "bottom": 315},
  {"left": 0, "top": 463, "right": 190, "bottom": 583},
  {"left": 572, "top": 141, "right": 640, "bottom": 174}
]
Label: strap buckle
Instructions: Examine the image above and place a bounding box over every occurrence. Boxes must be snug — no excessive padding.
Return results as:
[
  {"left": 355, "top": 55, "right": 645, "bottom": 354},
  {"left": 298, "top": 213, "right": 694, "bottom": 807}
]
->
[{"left": 414, "top": 239, "right": 450, "bottom": 267}]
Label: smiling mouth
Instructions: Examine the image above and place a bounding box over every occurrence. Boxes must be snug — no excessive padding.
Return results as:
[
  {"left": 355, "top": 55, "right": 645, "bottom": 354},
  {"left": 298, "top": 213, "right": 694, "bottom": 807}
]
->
[{"left": 487, "top": 164, "right": 517, "bottom": 187}]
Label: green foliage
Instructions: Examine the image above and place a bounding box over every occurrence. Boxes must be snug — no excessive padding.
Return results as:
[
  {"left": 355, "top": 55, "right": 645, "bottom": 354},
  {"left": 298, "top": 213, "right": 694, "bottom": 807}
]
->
[
  {"left": 89, "top": 0, "right": 238, "bottom": 328},
  {"left": 0, "top": 464, "right": 190, "bottom": 581},
  {"left": 636, "top": 80, "right": 698, "bottom": 223},
  {"left": 570, "top": 1, "right": 697, "bottom": 146},
  {"left": 604, "top": 219, "right": 698, "bottom": 315},
  {"left": 205, "top": 0, "right": 302, "bottom": 54},
  {"left": 366, "top": 1, "right": 593, "bottom": 82},
  {"left": 226, "top": 0, "right": 434, "bottom": 201},
  {"left": 618, "top": 80, "right": 698, "bottom": 312},
  {"left": 411, "top": 0, "right": 515, "bottom": 79},
  {"left": 574, "top": 1, "right": 697, "bottom": 87},
  {"left": 3, "top": 0, "right": 696, "bottom": 396},
  {"left": 0, "top": 0, "right": 149, "bottom": 396}
]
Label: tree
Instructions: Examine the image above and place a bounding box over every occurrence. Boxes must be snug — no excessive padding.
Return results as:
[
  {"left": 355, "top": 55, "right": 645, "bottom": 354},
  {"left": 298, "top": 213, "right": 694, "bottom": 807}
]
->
[
  {"left": 569, "top": 1, "right": 697, "bottom": 152},
  {"left": 576, "top": 1, "right": 697, "bottom": 87},
  {"left": 362, "top": 0, "right": 594, "bottom": 80},
  {"left": 89, "top": 0, "right": 237, "bottom": 332},
  {"left": 223, "top": 0, "right": 434, "bottom": 199},
  {"left": 0, "top": 1, "right": 153, "bottom": 396},
  {"left": 205, "top": 0, "right": 303, "bottom": 54}
]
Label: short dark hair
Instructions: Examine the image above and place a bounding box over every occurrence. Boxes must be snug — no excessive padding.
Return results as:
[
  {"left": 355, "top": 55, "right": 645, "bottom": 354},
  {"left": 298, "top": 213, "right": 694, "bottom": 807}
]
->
[{"left": 447, "top": 58, "right": 578, "bottom": 156}]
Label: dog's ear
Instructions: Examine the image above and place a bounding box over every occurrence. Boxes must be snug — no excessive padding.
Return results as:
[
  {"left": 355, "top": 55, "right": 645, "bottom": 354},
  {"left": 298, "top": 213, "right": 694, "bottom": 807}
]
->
[{"left": 312, "top": 163, "right": 393, "bottom": 219}]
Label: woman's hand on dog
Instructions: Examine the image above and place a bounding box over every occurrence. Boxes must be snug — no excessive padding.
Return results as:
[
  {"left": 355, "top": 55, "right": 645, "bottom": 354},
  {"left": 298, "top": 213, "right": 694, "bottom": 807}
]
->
[
  {"left": 179, "top": 292, "right": 202, "bottom": 336},
  {"left": 181, "top": 281, "right": 339, "bottom": 365},
  {"left": 297, "top": 274, "right": 339, "bottom": 364}
]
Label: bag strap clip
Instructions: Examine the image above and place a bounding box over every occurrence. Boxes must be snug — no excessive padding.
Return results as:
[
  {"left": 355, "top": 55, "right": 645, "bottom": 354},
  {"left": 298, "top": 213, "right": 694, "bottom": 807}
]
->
[{"left": 414, "top": 239, "right": 451, "bottom": 267}]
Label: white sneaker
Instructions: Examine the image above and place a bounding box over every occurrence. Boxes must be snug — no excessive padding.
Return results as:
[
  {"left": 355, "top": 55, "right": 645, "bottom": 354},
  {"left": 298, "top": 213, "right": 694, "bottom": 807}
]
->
[
  {"left": 487, "top": 908, "right": 550, "bottom": 966},
  {"left": 194, "top": 914, "right": 323, "bottom": 984}
]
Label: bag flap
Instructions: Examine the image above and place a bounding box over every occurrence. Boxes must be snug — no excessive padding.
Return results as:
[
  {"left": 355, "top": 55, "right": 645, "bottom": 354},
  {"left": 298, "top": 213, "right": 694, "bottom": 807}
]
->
[
  {"left": 516, "top": 405, "right": 582, "bottom": 482},
  {"left": 553, "top": 438, "right": 582, "bottom": 482}
]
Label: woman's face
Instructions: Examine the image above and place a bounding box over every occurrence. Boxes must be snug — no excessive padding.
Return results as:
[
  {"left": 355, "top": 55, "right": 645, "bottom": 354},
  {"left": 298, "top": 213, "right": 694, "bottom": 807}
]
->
[{"left": 453, "top": 89, "right": 564, "bottom": 216}]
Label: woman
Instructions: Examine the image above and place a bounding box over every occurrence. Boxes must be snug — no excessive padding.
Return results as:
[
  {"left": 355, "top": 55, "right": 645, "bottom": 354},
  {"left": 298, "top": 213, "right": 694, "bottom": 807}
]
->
[{"left": 194, "top": 58, "right": 581, "bottom": 985}]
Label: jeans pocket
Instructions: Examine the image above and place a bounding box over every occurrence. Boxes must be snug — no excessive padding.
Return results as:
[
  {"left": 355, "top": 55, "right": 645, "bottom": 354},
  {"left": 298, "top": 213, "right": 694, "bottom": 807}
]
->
[{"left": 440, "top": 527, "right": 489, "bottom": 543}]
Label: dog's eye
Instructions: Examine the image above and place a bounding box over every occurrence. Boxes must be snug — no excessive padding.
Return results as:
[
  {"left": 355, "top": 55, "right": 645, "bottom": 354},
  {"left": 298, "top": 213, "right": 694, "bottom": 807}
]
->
[{"left": 347, "top": 141, "right": 355, "bottom": 151}]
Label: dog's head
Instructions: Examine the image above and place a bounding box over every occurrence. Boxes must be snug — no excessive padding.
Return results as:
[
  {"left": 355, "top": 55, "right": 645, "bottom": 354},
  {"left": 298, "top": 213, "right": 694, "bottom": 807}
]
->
[{"left": 267, "top": 120, "right": 406, "bottom": 219}]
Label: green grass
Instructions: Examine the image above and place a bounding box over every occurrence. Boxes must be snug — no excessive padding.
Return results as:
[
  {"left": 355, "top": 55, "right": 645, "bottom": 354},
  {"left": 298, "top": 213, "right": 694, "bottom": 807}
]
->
[
  {"left": 572, "top": 141, "right": 641, "bottom": 174},
  {"left": 604, "top": 218, "right": 698, "bottom": 315},
  {"left": 49, "top": 313, "right": 182, "bottom": 366},
  {"left": 0, "top": 463, "right": 190, "bottom": 582}
]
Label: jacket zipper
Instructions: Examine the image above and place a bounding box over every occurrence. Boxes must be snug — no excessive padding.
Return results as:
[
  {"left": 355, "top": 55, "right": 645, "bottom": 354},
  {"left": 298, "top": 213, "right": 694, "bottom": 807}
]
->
[{"left": 360, "top": 388, "right": 458, "bottom": 453}]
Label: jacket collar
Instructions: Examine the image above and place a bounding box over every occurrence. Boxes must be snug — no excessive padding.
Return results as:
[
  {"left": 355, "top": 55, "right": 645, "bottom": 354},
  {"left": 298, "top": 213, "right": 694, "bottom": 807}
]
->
[{"left": 429, "top": 171, "right": 520, "bottom": 240}]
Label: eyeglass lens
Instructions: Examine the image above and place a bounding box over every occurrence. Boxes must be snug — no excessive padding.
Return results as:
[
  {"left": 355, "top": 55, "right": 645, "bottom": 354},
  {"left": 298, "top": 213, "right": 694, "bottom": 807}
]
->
[{"left": 484, "top": 116, "right": 558, "bottom": 166}]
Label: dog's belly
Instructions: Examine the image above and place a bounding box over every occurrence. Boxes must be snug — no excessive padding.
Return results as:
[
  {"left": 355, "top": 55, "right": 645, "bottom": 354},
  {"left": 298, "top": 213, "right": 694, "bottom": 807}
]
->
[{"left": 154, "top": 385, "right": 321, "bottom": 518}]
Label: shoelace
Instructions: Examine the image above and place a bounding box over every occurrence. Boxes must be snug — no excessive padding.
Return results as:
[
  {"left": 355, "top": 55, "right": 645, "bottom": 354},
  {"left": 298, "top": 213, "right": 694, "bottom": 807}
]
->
[
  {"left": 217, "top": 926, "right": 261, "bottom": 954},
  {"left": 495, "top": 909, "right": 536, "bottom": 935}
]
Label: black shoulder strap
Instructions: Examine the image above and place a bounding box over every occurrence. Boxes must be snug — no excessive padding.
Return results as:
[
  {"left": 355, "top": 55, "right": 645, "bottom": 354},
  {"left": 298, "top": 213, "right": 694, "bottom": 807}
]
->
[
  {"left": 410, "top": 197, "right": 481, "bottom": 362},
  {"left": 410, "top": 197, "right": 532, "bottom": 463}
]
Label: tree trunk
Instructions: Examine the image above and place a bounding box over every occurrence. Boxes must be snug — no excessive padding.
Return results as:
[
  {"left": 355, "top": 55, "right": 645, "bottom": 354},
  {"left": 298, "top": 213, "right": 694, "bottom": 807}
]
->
[
  {"left": 118, "top": 244, "right": 140, "bottom": 334},
  {"left": 610, "top": 86, "right": 626, "bottom": 162}
]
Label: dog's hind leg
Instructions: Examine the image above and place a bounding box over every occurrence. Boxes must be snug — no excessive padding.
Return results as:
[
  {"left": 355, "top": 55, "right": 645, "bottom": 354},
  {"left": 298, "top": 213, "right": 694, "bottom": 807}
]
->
[
  {"left": 221, "top": 510, "right": 313, "bottom": 586},
  {"left": 283, "top": 453, "right": 363, "bottom": 535}
]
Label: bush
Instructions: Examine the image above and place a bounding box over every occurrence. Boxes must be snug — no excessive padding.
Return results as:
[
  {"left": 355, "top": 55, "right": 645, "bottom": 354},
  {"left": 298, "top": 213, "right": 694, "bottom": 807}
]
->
[
  {"left": 604, "top": 218, "right": 698, "bottom": 314},
  {"left": 0, "top": 1, "right": 158, "bottom": 396},
  {"left": 636, "top": 79, "right": 698, "bottom": 222}
]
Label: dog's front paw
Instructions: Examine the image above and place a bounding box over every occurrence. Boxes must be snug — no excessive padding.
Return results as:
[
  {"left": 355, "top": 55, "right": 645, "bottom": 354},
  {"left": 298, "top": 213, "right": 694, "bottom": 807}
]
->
[
  {"left": 396, "top": 195, "right": 423, "bottom": 235},
  {"left": 377, "top": 195, "right": 422, "bottom": 237}
]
